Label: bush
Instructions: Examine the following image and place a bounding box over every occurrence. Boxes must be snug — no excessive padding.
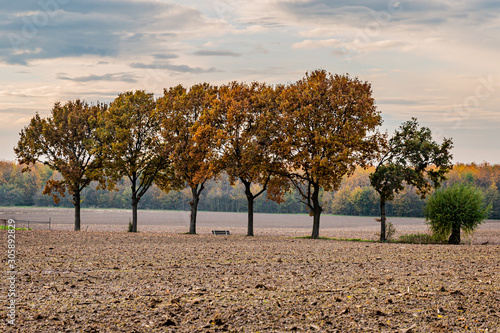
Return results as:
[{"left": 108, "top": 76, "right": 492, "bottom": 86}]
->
[
  {"left": 385, "top": 221, "right": 396, "bottom": 242},
  {"left": 375, "top": 219, "right": 396, "bottom": 242},
  {"left": 425, "top": 183, "right": 491, "bottom": 244}
]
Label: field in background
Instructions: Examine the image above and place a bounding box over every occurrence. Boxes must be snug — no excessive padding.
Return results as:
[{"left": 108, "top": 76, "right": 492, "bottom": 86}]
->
[{"left": 1, "top": 206, "right": 500, "bottom": 244}]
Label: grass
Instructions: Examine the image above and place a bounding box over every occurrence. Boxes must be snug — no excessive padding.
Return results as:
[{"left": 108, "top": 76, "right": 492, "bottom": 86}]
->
[
  {"left": 294, "top": 236, "right": 377, "bottom": 242},
  {"left": 296, "top": 232, "right": 447, "bottom": 245},
  {"left": 396, "top": 233, "right": 445, "bottom": 244},
  {"left": 0, "top": 225, "right": 31, "bottom": 231}
]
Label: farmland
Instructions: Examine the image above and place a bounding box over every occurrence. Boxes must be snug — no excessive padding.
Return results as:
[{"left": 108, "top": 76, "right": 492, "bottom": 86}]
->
[
  {"left": 2, "top": 206, "right": 500, "bottom": 243},
  {"left": 1, "top": 208, "right": 500, "bottom": 332}
]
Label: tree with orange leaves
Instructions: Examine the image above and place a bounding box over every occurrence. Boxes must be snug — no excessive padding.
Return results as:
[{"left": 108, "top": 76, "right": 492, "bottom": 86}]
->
[
  {"left": 211, "top": 81, "right": 288, "bottom": 236},
  {"left": 276, "top": 70, "right": 385, "bottom": 239},
  {"left": 156, "top": 83, "right": 220, "bottom": 234},
  {"left": 15, "top": 100, "right": 107, "bottom": 231}
]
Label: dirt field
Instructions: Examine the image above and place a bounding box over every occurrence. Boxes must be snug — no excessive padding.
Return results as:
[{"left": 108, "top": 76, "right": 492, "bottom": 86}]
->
[{"left": 1, "top": 228, "right": 499, "bottom": 332}]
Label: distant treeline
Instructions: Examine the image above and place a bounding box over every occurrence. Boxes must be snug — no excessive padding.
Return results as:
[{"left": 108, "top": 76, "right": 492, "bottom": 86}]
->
[{"left": 1, "top": 161, "right": 499, "bottom": 219}]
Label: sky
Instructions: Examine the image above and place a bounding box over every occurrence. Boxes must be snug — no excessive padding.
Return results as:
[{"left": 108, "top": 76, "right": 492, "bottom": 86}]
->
[{"left": 1, "top": 0, "right": 499, "bottom": 163}]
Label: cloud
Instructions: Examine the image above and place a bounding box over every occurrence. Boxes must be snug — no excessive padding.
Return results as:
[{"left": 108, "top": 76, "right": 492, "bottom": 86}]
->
[
  {"left": 153, "top": 53, "right": 178, "bottom": 60},
  {"left": 237, "top": 66, "right": 291, "bottom": 76},
  {"left": 351, "top": 39, "right": 411, "bottom": 52},
  {"left": 129, "top": 62, "right": 220, "bottom": 74},
  {"left": 293, "top": 38, "right": 412, "bottom": 57},
  {"left": 377, "top": 98, "right": 421, "bottom": 105},
  {"left": 293, "top": 39, "right": 342, "bottom": 49},
  {"left": 0, "top": 0, "right": 229, "bottom": 65},
  {"left": 274, "top": 0, "right": 451, "bottom": 23},
  {"left": 56, "top": 72, "right": 138, "bottom": 83},
  {"left": 232, "top": 0, "right": 499, "bottom": 40},
  {"left": 193, "top": 50, "right": 242, "bottom": 57}
]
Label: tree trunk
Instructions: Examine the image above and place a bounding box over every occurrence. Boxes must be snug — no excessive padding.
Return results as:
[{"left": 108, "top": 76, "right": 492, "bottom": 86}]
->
[
  {"left": 448, "top": 223, "right": 461, "bottom": 244},
  {"left": 74, "top": 191, "right": 81, "bottom": 232},
  {"left": 244, "top": 182, "right": 255, "bottom": 237},
  {"left": 311, "top": 208, "right": 321, "bottom": 239},
  {"left": 311, "top": 184, "right": 322, "bottom": 239},
  {"left": 246, "top": 194, "right": 254, "bottom": 237},
  {"left": 189, "top": 184, "right": 204, "bottom": 234},
  {"left": 379, "top": 198, "right": 386, "bottom": 242},
  {"left": 131, "top": 197, "right": 138, "bottom": 233},
  {"left": 131, "top": 178, "right": 138, "bottom": 233}
]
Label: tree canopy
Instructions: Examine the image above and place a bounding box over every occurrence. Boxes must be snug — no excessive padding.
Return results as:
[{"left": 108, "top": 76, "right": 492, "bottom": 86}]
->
[
  {"left": 15, "top": 100, "right": 106, "bottom": 231},
  {"left": 370, "top": 118, "right": 454, "bottom": 241},
  {"left": 156, "top": 83, "right": 220, "bottom": 234},
  {"left": 210, "top": 81, "right": 287, "bottom": 236},
  {"left": 275, "top": 70, "right": 384, "bottom": 238},
  {"left": 101, "top": 90, "right": 172, "bottom": 232}
]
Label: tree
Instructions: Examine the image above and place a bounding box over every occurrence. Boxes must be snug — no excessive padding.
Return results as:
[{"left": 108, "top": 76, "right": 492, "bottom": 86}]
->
[
  {"left": 0, "top": 162, "right": 49, "bottom": 206},
  {"left": 157, "top": 83, "right": 219, "bottom": 234},
  {"left": 484, "top": 183, "right": 500, "bottom": 220},
  {"left": 276, "top": 70, "right": 384, "bottom": 239},
  {"left": 101, "top": 90, "right": 172, "bottom": 232},
  {"left": 212, "top": 81, "right": 287, "bottom": 236},
  {"left": 350, "top": 186, "right": 379, "bottom": 216},
  {"left": 15, "top": 100, "right": 106, "bottom": 231},
  {"left": 425, "top": 183, "right": 491, "bottom": 244},
  {"left": 370, "top": 118, "right": 453, "bottom": 242}
]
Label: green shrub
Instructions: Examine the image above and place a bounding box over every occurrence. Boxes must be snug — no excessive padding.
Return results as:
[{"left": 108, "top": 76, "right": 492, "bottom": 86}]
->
[
  {"left": 425, "top": 183, "right": 491, "bottom": 244},
  {"left": 385, "top": 221, "right": 396, "bottom": 242},
  {"left": 375, "top": 219, "right": 396, "bottom": 242}
]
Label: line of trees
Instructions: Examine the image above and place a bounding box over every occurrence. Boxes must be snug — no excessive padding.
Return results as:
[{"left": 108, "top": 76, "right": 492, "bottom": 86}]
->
[
  {"left": 2, "top": 161, "right": 499, "bottom": 219},
  {"left": 12, "top": 70, "right": 460, "bottom": 238}
]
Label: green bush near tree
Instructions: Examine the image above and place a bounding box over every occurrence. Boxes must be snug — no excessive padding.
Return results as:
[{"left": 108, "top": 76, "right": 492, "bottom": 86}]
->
[{"left": 425, "top": 183, "right": 491, "bottom": 244}]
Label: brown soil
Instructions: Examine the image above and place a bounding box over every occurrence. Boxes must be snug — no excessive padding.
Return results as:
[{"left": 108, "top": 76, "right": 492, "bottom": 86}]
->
[{"left": 1, "top": 230, "right": 499, "bottom": 332}]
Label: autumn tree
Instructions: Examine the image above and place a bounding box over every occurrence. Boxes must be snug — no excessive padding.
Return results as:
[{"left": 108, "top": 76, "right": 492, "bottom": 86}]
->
[
  {"left": 211, "top": 81, "right": 287, "bottom": 236},
  {"left": 15, "top": 100, "right": 106, "bottom": 231},
  {"left": 156, "top": 83, "right": 220, "bottom": 234},
  {"left": 276, "top": 70, "right": 384, "bottom": 239},
  {"left": 370, "top": 118, "right": 453, "bottom": 242},
  {"left": 101, "top": 90, "right": 172, "bottom": 232},
  {"left": 0, "top": 161, "right": 50, "bottom": 206}
]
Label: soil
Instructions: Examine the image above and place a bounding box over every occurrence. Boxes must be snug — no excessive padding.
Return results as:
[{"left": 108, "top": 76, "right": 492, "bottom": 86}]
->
[{"left": 1, "top": 229, "right": 499, "bottom": 332}]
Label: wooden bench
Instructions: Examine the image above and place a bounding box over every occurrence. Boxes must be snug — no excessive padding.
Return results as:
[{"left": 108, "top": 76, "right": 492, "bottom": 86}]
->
[{"left": 212, "top": 230, "right": 231, "bottom": 235}]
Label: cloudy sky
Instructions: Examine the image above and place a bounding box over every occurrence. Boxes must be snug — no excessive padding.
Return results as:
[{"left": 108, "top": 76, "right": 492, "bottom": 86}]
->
[{"left": 1, "top": 0, "right": 499, "bottom": 163}]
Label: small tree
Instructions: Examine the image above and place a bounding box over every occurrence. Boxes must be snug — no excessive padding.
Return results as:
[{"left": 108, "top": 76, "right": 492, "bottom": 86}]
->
[
  {"left": 425, "top": 183, "right": 491, "bottom": 244},
  {"left": 370, "top": 118, "right": 453, "bottom": 242}
]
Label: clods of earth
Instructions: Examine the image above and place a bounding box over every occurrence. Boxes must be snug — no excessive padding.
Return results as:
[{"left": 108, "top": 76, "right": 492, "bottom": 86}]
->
[{"left": 1, "top": 231, "right": 499, "bottom": 332}]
